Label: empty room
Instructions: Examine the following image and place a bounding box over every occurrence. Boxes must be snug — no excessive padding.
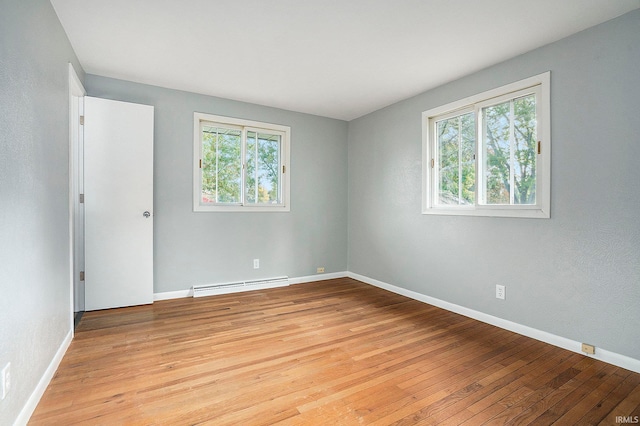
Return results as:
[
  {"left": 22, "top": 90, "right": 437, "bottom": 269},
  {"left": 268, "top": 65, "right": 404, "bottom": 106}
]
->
[{"left": 1, "top": 0, "right": 640, "bottom": 424}]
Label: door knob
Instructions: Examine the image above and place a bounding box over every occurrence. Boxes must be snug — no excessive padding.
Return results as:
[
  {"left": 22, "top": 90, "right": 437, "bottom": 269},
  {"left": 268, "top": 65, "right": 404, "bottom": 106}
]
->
[{"left": 143, "top": 211, "right": 151, "bottom": 218}]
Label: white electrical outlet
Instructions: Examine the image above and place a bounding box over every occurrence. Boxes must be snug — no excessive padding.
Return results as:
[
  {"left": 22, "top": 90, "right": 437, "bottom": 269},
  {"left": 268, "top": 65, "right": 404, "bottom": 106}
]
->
[
  {"left": 316, "top": 267, "right": 325, "bottom": 273},
  {"left": 496, "top": 285, "right": 506, "bottom": 300},
  {"left": 1, "top": 362, "right": 10, "bottom": 400},
  {"left": 253, "top": 259, "right": 259, "bottom": 269}
]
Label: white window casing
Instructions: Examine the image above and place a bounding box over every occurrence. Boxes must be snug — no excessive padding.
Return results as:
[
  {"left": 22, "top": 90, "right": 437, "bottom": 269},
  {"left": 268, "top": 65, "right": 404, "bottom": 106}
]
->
[
  {"left": 194, "top": 112, "right": 291, "bottom": 212},
  {"left": 422, "top": 72, "right": 551, "bottom": 218}
]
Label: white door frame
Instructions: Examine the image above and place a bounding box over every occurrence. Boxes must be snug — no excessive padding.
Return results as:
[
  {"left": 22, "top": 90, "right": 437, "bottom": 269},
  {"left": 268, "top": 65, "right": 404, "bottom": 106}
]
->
[{"left": 68, "top": 63, "right": 86, "bottom": 330}]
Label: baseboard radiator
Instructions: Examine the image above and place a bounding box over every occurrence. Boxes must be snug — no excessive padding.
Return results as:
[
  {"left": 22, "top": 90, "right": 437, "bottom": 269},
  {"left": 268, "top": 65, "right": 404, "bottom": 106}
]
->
[{"left": 192, "top": 276, "right": 289, "bottom": 298}]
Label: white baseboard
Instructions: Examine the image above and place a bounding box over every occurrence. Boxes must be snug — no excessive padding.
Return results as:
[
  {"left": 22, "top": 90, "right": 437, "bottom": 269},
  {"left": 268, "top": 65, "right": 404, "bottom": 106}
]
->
[
  {"left": 153, "top": 271, "right": 349, "bottom": 301},
  {"left": 154, "top": 270, "right": 640, "bottom": 373},
  {"left": 154, "top": 289, "right": 192, "bottom": 301},
  {"left": 288, "top": 271, "right": 348, "bottom": 285},
  {"left": 23, "top": 270, "right": 638, "bottom": 426},
  {"left": 347, "top": 272, "right": 640, "bottom": 374},
  {"left": 15, "top": 330, "right": 73, "bottom": 426}
]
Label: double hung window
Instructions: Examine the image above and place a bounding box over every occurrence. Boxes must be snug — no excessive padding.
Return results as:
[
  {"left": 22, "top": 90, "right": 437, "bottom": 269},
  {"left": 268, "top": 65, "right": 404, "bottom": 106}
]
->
[
  {"left": 194, "top": 113, "right": 290, "bottom": 212},
  {"left": 422, "top": 72, "right": 550, "bottom": 218}
]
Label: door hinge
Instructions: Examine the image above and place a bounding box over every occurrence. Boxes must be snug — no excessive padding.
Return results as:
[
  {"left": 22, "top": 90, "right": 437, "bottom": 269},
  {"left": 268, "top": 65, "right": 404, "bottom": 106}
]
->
[
  {"left": 431, "top": 158, "right": 435, "bottom": 168},
  {"left": 79, "top": 271, "right": 85, "bottom": 281},
  {"left": 199, "top": 159, "right": 202, "bottom": 169},
  {"left": 79, "top": 193, "right": 84, "bottom": 204},
  {"left": 80, "top": 115, "right": 84, "bottom": 125},
  {"left": 537, "top": 141, "right": 541, "bottom": 154},
  {"left": 282, "top": 165, "right": 286, "bottom": 174}
]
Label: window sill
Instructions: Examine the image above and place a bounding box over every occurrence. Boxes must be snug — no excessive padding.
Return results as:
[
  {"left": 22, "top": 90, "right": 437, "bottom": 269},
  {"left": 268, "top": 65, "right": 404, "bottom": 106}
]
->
[
  {"left": 194, "top": 205, "right": 290, "bottom": 213},
  {"left": 421, "top": 207, "right": 549, "bottom": 219}
]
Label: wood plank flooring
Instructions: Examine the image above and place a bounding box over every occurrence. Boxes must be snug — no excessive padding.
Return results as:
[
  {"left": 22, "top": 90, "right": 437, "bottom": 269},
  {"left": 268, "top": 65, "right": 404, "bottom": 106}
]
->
[{"left": 30, "top": 278, "right": 640, "bottom": 425}]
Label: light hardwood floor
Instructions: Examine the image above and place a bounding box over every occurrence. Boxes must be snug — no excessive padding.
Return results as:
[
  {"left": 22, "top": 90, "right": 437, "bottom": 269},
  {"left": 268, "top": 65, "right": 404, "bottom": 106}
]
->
[{"left": 31, "top": 278, "right": 640, "bottom": 425}]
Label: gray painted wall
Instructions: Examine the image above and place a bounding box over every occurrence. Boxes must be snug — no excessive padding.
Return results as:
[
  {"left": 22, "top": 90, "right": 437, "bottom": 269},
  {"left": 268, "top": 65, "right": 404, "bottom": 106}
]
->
[
  {"left": 2, "top": 3, "right": 639, "bottom": 423},
  {"left": 348, "top": 10, "right": 640, "bottom": 360},
  {"left": 84, "top": 76, "right": 349, "bottom": 293},
  {"left": 0, "top": 0, "right": 84, "bottom": 423}
]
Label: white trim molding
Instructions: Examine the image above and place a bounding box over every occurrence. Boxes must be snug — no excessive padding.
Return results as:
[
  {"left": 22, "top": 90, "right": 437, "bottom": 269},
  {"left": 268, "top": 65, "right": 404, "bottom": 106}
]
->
[
  {"left": 422, "top": 72, "right": 551, "bottom": 218},
  {"left": 288, "top": 271, "right": 348, "bottom": 285},
  {"left": 193, "top": 112, "right": 291, "bottom": 213},
  {"left": 154, "top": 289, "right": 193, "bottom": 301},
  {"left": 25, "top": 270, "right": 639, "bottom": 426},
  {"left": 150, "top": 270, "right": 640, "bottom": 374},
  {"left": 68, "top": 62, "right": 86, "bottom": 325},
  {"left": 153, "top": 271, "right": 349, "bottom": 301},
  {"left": 16, "top": 331, "right": 73, "bottom": 426},
  {"left": 347, "top": 271, "right": 640, "bottom": 374}
]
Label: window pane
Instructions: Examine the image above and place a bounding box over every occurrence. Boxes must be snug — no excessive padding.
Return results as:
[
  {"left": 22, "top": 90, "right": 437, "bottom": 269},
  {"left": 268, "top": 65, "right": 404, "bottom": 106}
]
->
[
  {"left": 483, "top": 101, "right": 511, "bottom": 204},
  {"left": 201, "top": 125, "right": 241, "bottom": 203},
  {"left": 482, "top": 95, "right": 537, "bottom": 205},
  {"left": 436, "top": 112, "right": 475, "bottom": 205},
  {"left": 460, "top": 113, "right": 476, "bottom": 204},
  {"left": 513, "top": 94, "right": 537, "bottom": 204},
  {"left": 246, "top": 131, "right": 281, "bottom": 204}
]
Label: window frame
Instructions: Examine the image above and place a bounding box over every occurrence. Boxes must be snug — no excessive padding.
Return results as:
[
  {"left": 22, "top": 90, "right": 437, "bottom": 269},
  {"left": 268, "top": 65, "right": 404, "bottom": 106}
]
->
[
  {"left": 422, "top": 72, "right": 551, "bottom": 218},
  {"left": 193, "top": 112, "right": 291, "bottom": 212}
]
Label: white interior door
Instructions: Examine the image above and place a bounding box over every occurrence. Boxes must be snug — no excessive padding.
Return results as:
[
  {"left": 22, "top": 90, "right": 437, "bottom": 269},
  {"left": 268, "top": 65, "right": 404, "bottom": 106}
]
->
[{"left": 84, "top": 96, "right": 154, "bottom": 311}]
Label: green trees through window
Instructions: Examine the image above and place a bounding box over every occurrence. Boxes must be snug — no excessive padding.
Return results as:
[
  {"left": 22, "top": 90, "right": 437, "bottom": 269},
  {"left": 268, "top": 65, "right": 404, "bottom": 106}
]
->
[
  {"left": 434, "top": 93, "right": 538, "bottom": 207},
  {"left": 246, "top": 131, "right": 281, "bottom": 204},
  {"left": 482, "top": 94, "right": 537, "bottom": 205},
  {"left": 424, "top": 72, "right": 550, "bottom": 218},
  {"left": 202, "top": 126, "right": 242, "bottom": 204},
  {"left": 436, "top": 112, "right": 475, "bottom": 205},
  {"left": 195, "top": 113, "right": 290, "bottom": 212}
]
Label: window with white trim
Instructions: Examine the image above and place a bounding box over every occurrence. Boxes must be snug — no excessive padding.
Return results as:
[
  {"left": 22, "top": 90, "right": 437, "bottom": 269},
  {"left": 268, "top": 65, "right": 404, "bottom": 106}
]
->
[
  {"left": 194, "top": 113, "right": 290, "bottom": 212},
  {"left": 422, "top": 72, "right": 550, "bottom": 218}
]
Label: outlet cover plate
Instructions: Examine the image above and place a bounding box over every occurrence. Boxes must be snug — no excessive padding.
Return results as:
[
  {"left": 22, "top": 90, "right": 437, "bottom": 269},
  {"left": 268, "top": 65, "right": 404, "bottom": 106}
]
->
[
  {"left": 496, "top": 285, "right": 506, "bottom": 300},
  {"left": 581, "top": 343, "right": 595, "bottom": 355}
]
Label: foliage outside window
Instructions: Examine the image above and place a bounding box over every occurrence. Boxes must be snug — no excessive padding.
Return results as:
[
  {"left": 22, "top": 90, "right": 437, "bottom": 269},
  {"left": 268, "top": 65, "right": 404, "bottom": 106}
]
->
[
  {"left": 194, "top": 113, "right": 290, "bottom": 212},
  {"left": 422, "top": 72, "right": 550, "bottom": 218}
]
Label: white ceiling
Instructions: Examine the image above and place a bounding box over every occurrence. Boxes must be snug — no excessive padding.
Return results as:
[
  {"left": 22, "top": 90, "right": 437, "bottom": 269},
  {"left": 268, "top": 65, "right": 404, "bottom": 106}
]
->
[{"left": 50, "top": 0, "right": 639, "bottom": 121}]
